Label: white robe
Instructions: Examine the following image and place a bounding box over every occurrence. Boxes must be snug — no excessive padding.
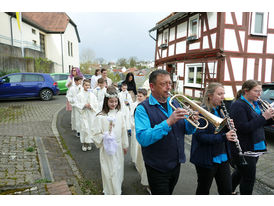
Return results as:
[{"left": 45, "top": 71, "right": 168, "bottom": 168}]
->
[
  {"left": 118, "top": 91, "right": 133, "bottom": 130},
  {"left": 66, "top": 84, "right": 82, "bottom": 132},
  {"left": 92, "top": 109, "right": 128, "bottom": 195},
  {"left": 76, "top": 90, "right": 99, "bottom": 144},
  {"left": 90, "top": 74, "right": 102, "bottom": 89},
  {"left": 93, "top": 87, "right": 106, "bottom": 111},
  {"left": 130, "top": 101, "right": 148, "bottom": 186}
]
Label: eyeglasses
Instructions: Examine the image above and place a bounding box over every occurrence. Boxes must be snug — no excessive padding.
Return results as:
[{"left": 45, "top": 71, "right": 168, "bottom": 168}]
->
[{"left": 72, "top": 70, "right": 76, "bottom": 72}]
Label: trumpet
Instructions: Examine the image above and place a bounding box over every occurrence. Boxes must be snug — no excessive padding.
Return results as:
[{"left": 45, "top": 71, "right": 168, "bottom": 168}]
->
[
  {"left": 168, "top": 93, "right": 227, "bottom": 133},
  {"left": 258, "top": 97, "right": 274, "bottom": 120}
]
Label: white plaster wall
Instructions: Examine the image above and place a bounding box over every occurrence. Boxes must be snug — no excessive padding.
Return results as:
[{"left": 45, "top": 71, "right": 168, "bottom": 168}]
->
[
  {"left": 235, "top": 12, "right": 243, "bottom": 26},
  {"left": 224, "top": 59, "right": 230, "bottom": 81},
  {"left": 169, "top": 27, "right": 175, "bottom": 41},
  {"left": 63, "top": 23, "right": 80, "bottom": 73},
  {"left": 0, "top": 13, "right": 41, "bottom": 51},
  {"left": 224, "top": 29, "right": 238, "bottom": 52},
  {"left": 239, "top": 31, "right": 245, "bottom": 50},
  {"left": 207, "top": 12, "right": 217, "bottom": 30},
  {"left": 195, "top": 90, "right": 202, "bottom": 98},
  {"left": 177, "top": 62, "right": 184, "bottom": 77},
  {"left": 208, "top": 61, "right": 217, "bottom": 78},
  {"left": 246, "top": 58, "right": 255, "bottom": 80},
  {"left": 231, "top": 57, "right": 244, "bottom": 81},
  {"left": 265, "top": 59, "right": 272, "bottom": 83},
  {"left": 45, "top": 34, "right": 62, "bottom": 69},
  {"left": 247, "top": 40, "right": 264, "bottom": 53},
  {"left": 177, "top": 22, "right": 187, "bottom": 38},
  {"left": 258, "top": 58, "right": 262, "bottom": 81},
  {"left": 225, "top": 12, "right": 233, "bottom": 24},
  {"left": 176, "top": 41, "right": 186, "bottom": 54},
  {"left": 168, "top": 44, "right": 174, "bottom": 56},
  {"left": 0, "top": 12, "right": 12, "bottom": 45},
  {"left": 224, "top": 85, "right": 234, "bottom": 99},
  {"left": 162, "top": 49, "right": 167, "bottom": 58},
  {"left": 268, "top": 13, "right": 274, "bottom": 28},
  {"left": 177, "top": 80, "right": 184, "bottom": 93},
  {"left": 267, "top": 34, "right": 274, "bottom": 54},
  {"left": 156, "top": 51, "right": 159, "bottom": 60},
  {"left": 185, "top": 88, "right": 193, "bottom": 96},
  {"left": 189, "top": 42, "right": 200, "bottom": 50},
  {"left": 203, "top": 36, "right": 209, "bottom": 49},
  {"left": 157, "top": 33, "right": 162, "bottom": 46},
  {"left": 211, "top": 33, "right": 216, "bottom": 49}
]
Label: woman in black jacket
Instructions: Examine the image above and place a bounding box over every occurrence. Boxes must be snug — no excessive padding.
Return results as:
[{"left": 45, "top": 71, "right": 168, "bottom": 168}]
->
[
  {"left": 122, "top": 72, "right": 137, "bottom": 102},
  {"left": 190, "top": 82, "right": 237, "bottom": 195},
  {"left": 230, "top": 80, "right": 274, "bottom": 195}
]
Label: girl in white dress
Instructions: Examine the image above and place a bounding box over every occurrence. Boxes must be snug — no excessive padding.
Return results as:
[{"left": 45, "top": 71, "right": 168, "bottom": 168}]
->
[
  {"left": 76, "top": 79, "right": 99, "bottom": 151},
  {"left": 66, "top": 76, "right": 83, "bottom": 137},
  {"left": 92, "top": 86, "right": 128, "bottom": 195}
]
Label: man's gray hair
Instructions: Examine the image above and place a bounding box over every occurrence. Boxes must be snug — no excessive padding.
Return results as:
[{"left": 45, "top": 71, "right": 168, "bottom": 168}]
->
[{"left": 149, "top": 70, "right": 170, "bottom": 84}]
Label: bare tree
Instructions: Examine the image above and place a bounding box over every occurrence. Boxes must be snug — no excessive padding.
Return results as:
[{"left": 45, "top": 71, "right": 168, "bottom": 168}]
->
[{"left": 80, "top": 48, "right": 96, "bottom": 63}]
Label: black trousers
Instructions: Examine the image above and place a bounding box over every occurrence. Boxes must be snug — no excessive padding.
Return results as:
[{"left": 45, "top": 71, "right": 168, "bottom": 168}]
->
[
  {"left": 195, "top": 161, "right": 232, "bottom": 195},
  {"left": 145, "top": 163, "right": 180, "bottom": 195},
  {"left": 231, "top": 156, "right": 258, "bottom": 195}
]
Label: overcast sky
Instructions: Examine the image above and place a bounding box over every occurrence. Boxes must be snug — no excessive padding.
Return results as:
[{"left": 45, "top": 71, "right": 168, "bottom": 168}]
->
[{"left": 67, "top": 12, "right": 170, "bottom": 63}]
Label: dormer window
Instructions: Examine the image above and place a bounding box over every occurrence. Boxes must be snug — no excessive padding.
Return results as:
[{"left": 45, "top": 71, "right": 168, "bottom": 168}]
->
[{"left": 251, "top": 12, "right": 268, "bottom": 36}]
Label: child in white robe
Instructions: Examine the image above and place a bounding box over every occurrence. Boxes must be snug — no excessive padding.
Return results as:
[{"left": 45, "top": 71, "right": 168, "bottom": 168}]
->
[
  {"left": 92, "top": 86, "right": 128, "bottom": 195},
  {"left": 76, "top": 79, "right": 99, "bottom": 152},
  {"left": 93, "top": 77, "right": 106, "bottom": 111},
  {"left": 66, "top": 76, "right": 83, "bottom": 137},
  {"left": 118, "top": 83, "right": 133, "bottom": 132},
  {"left": 132, "top": 88, "right": 150, "bottom": 192}
]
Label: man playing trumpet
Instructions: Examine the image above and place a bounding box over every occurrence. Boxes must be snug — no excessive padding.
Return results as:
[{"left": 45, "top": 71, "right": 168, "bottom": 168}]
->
[{"left": 134, "top": 70, "right": 198, "bottom": 195}]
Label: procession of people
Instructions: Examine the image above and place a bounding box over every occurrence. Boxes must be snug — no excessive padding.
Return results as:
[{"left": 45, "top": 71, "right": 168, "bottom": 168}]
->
[{"left": 65, "top": 67, "right": 274, "bottom": 195}]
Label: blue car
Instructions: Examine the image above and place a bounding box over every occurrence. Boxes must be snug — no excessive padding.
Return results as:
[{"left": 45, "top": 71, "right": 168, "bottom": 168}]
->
[{"left": 0, "top": 72, "right": 59, "bottom": 101}]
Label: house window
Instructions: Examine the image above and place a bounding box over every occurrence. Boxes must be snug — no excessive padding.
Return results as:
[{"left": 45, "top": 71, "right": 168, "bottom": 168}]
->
[
  {"left": 68, "top": 41, "right": 73, "bottom": 57},
  {"left": 185, "top": 64, "right": 203, "bottom": 87},
  {"left": 32, "top": 40, "right": 37, "bottom": 45},
  {"left": 32, "top": 29, "right": 36, "bottom": 34},
  {"left": 163, "top": 30, "right": 168, "bottom": 44},
  {"left": 39, "top": 33, "right": 45, "bottom": 53},
  {"left": 188, "top": 14, "right": 200, "bottom": 38},
  {"left": 251, "top": 12, "right": 268, "bottom": 36}
]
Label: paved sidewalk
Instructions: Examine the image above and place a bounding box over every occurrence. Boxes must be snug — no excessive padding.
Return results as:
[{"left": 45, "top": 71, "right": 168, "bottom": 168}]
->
[{"left": 0, "top": 97, "right": 82, "bottom": 195}]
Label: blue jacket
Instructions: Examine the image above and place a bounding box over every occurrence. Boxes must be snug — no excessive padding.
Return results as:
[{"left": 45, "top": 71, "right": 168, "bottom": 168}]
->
[
  {"left": 135, "top": 96, "right": 195, "bottom": 172},
  {"left": 230, "top": 98, "right": 272, "bottom": 154},
  {"left": 190, "top": 106, "right": 231, "bottom": 168}
]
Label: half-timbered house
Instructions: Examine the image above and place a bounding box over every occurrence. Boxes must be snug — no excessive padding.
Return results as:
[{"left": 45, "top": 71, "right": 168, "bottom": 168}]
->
[{"left": 149, "top": 12, "right": 274, "bottom": 100}]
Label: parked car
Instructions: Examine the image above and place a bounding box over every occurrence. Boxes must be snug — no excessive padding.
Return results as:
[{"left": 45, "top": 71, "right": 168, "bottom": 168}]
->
[
  {"left": 261, "top": 83, "right": 274, "bottom": 138},
  {"left": 83, "top": 74, "right": 92, "bottom": 80},
  {"left": 50, "top": 73, "right": 69, "bottom": 94},
  {"left": 0, "top": 72, "right": 59, "bottom": 101}
]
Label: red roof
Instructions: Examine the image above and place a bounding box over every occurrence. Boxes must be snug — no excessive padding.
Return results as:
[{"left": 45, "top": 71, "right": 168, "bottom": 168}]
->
[{"left": 22, "top": 12, "right": 70, "bottom": 33}]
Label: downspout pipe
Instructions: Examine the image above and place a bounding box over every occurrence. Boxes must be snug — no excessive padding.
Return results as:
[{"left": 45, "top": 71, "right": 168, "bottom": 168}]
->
[
  {"left": 10, "top": 16, "right": 14, "bottom": 46},
  {"left": 60, "top": 33, "right": 64, "bottom": 73}
]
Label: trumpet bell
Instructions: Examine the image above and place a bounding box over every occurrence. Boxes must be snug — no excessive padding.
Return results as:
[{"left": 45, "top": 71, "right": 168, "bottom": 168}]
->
[{"left": 169, "top": 94, "right": 227, "bottom": 134}]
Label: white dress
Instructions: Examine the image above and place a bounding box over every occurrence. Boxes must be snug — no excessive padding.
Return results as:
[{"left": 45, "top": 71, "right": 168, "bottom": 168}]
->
[
  {"left": 118, "top": 91, "right": 133, "bottom": 130},
  {"left": 130, "top": 101, "right": 148, "bottom": 186},
  {"left": 92, "top": 109, "right": 128, "bottom": 195},
  {"left": 66, "top": 84, "right": 82, "bottom": 133},
  {"left": 76, "top": 90, "right": 99, "bottom": 144},
  {"left": 90, "top": 74, "right": 102, "bottom": 89},
  {"left": 93, "top": 87, "right": 106, "bottom": 111}
]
